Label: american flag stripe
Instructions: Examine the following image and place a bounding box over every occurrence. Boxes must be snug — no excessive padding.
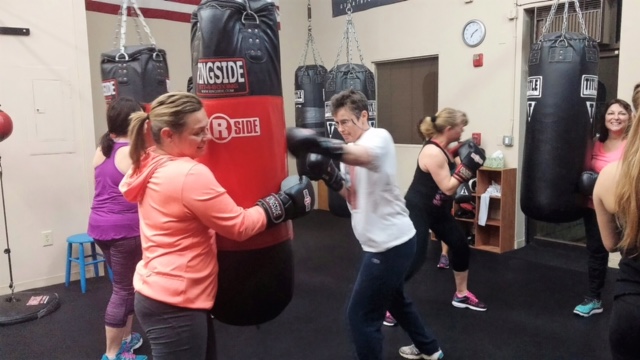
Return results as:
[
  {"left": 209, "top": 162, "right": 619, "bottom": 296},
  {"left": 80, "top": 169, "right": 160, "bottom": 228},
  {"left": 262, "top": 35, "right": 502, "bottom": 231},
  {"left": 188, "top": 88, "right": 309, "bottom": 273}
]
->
[{"left": 85, "top": 0, "right": 280, "bottom": 25}]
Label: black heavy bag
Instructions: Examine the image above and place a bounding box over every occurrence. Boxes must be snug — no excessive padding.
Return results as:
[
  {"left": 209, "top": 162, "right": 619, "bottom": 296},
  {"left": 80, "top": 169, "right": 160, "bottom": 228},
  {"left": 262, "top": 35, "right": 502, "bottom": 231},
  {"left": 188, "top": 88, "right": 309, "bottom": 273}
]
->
[
  {"left": 100, "top": 45, "right": 169, "bottom": 105},
  {"left": 191, "top": 0, "right": 293, "bottom": 326},
  {"left": 520, "top": 32, "right": 599, "bottom": 223},
  {"left": 324, "top": 63, "right": 377, "bottom": 218},
  {"left": 295, "top": 64, "right": 327, "bottom": 137}
]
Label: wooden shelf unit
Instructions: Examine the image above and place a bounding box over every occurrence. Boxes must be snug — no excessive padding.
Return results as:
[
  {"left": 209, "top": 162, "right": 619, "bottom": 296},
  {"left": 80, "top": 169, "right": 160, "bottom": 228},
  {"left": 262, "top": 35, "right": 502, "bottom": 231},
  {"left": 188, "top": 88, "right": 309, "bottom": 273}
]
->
[{"left": 431, "top": 167, "right": 517, "bottom": 254}]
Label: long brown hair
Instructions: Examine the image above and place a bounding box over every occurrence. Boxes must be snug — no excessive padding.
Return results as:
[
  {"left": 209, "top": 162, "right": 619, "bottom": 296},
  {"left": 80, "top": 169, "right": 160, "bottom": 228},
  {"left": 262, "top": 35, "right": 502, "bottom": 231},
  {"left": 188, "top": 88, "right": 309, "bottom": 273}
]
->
[
  {"left": 614, "top": 110, "right": 640, "bottom": 256},
  {"left": 128, "top": 92, "right": 203, "bottom": 172}
]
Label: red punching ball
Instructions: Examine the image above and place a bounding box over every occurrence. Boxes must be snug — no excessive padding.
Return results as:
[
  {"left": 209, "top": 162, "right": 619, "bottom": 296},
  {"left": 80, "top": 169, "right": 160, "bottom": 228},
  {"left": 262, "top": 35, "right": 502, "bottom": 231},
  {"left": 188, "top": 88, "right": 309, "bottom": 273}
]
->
[
  {"left": 191, "top": 0, "right": 292, "bottom": 326},
  {"left": 0, "top": 107, "right": 14, "bottom": 142}
]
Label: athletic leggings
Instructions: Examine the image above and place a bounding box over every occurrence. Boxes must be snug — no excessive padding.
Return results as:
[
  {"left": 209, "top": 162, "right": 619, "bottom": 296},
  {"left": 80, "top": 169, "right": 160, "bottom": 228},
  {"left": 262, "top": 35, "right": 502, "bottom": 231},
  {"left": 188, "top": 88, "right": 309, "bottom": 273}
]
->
[
  {"left": 94, "top": 236, "right": 142, "bottom": 328},
  {"left": 405, "top": 200, "right": 469, "bottom": 280},
  {"left": 609, "top": 294, "right": 640, "bottom": 360},
  {"left": 583, "top": 208, "right": 609, "bottom": 300},
  {"left": 135, "top": 293, "right": 217, "bottom": 360}
]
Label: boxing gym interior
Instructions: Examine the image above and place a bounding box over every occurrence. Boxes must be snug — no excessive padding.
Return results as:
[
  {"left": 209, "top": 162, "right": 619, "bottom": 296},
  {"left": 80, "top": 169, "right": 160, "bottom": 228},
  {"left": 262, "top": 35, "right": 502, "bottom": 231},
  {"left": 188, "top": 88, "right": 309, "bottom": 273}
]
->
[{"left": 0, "top": 0, "right": 636, "bottom": 359}]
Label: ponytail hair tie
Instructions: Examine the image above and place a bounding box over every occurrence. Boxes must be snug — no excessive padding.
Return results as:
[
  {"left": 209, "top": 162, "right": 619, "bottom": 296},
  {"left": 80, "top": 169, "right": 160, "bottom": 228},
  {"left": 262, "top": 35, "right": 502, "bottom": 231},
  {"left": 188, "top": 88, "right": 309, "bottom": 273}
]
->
[{"left": 431, "top": 115, "right": 438, "bottom": 123}]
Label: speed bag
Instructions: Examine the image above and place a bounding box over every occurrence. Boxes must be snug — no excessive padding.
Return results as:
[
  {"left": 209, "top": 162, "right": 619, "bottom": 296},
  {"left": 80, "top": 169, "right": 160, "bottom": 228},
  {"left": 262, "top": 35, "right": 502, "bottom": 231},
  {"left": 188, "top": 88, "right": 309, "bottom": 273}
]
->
[
  {"left": 520, "top": 32, "right": 599, "bottom": 223},
  {"left": 191, "top": 0, "right": 293, "bottom": 326},
  {"left": 323, "top": 63, "right": 377, "bottom": 218},
  {"left": 100, "top": 45, "right": 169, "bottom": 105},
  {"left": 295, "top": 64, "right": 327, "bottom": 137}
]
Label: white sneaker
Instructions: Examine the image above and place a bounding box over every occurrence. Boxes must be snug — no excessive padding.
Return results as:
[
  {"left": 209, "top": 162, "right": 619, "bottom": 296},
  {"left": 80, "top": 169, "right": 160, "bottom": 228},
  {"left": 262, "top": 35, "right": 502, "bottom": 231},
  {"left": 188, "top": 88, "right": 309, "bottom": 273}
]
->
[{"left": 399, "top": 344, "right": 443, "bottom": 359}]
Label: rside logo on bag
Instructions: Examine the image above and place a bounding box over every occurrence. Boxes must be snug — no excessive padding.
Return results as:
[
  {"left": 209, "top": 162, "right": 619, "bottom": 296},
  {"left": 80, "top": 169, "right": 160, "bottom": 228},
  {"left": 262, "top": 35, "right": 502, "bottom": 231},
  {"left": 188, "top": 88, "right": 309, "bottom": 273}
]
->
[
  {"left": 102, "top": 79, "right": 118, "bottom": 104},
  {"left": 208, "top": 113, "right": 261, "bottom": 143},
  {"left": 295, "top": 90, "right": 304, "bottom": 103},
  {"left": 581, "top": 75, "right": 598, "bottom": 98},
  {"left": 196, "top": 58, "right": 249, "bottom": 97}
]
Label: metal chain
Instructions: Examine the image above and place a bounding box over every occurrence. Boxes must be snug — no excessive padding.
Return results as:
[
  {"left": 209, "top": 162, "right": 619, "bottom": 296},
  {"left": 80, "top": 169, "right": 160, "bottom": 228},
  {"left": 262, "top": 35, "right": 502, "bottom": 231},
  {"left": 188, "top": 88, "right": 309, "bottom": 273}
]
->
[
  {"left": 130, "top": 6, "right": 144, "bottom": 45},
  {"left": 573, "top": 0, "right": 588, "bottom": 35},
  {"left": 539, "top": 0, "right": 560, "bottom": 41},
  {"left": 297, "top": 0, "right": 324, "bottom": 68},
  {"left": 561, "top": 0, "right": 569, "bottom": 35},
  {"left": 330, "top": 0, "right": 366, "bottom": 71},
  {"left": 130, "top": 0, "right": 157, "bottom": 46},
  {"left": 112, "top": 2, "right": 124, "bottom": 50},
  {"left": 119, "top": 0, "right": 129, "bottom": 53}
]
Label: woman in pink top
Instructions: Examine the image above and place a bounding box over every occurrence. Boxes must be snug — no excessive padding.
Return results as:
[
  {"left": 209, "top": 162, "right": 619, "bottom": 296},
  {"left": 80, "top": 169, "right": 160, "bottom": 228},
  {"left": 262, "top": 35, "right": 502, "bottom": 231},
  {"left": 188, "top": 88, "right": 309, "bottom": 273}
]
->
[
  {"left": 119, "top": 92, "right": 313, "bottom": 360},
  {"left": 574, "top": 99, "right": 633, "bottom": 317}
]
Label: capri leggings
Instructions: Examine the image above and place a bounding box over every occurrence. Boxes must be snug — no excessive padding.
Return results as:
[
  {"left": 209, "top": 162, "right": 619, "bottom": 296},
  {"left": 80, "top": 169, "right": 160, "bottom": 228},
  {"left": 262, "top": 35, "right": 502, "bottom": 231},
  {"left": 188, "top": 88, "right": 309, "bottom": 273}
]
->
[
  {"left": 404, "top": 200, "right": 469, "bottom": 281},
  {"left": 94, "top": 236, "right": 142, "bottom": 328}
]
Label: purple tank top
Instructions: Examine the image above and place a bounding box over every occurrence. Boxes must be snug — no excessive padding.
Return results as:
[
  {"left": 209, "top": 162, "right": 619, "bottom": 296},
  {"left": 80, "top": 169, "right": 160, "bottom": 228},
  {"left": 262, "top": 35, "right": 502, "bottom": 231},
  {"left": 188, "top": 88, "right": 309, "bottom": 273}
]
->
[{"left": 88, "top": 142, "right": 139, "bottom": 240}]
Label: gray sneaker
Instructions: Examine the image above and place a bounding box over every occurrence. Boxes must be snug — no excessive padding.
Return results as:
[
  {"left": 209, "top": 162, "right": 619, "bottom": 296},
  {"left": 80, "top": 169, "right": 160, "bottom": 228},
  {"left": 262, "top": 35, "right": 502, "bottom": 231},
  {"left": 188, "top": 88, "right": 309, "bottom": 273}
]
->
[{"left": 398, "top": 344, "right": 443, "bottom": 359}]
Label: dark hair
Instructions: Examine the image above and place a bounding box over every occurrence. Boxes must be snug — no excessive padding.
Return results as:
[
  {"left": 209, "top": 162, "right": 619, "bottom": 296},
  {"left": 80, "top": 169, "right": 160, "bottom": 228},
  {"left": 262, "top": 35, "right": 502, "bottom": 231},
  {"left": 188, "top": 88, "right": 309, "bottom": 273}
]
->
[
  {"left": 129, "top": 92, "right": 203, "bottom": 172},
  {"left": 329, "top": 89, "right": 369, "bottom": 119},
  {"left": 597, "top": 98, "right": 633, "bottom": 142},
  {"left": 99, "top": 97, "right": 143, "bottom": 157}
]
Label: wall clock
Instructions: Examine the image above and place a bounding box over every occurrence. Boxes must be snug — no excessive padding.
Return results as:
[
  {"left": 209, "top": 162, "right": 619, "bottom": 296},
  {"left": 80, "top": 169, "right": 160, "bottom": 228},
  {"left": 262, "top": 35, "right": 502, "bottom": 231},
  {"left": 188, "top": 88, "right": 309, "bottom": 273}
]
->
[{"left": 462, "top": 19, "right": 486, "bottom": 47}]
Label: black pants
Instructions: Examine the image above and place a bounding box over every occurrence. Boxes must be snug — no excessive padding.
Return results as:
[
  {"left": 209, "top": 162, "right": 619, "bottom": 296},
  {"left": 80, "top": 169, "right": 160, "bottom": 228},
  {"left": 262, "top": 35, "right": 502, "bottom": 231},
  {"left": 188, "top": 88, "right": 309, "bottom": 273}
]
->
[
  {"left": 134, "top": 293, "right": 217, "bottom": 360},
  {"left": 609, "top": 294, "right": 640, "bottom": 360},
  {"left": 405, "top": 200, "right": 470, "bottom": 281},
  {"left": 583, "top": 208, "right": 609, "bottom": 300}
]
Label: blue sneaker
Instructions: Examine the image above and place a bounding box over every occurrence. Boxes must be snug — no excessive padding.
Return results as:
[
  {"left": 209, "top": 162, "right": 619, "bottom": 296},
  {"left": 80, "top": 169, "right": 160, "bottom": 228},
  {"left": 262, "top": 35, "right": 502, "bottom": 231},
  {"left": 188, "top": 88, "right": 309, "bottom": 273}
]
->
[
  {"left": 573, "top": 298, "right": 603, "bottom": 317},
  {"left": 121, "top": 332, "right": 143, "bottom": 353},
  {"left": 101, "top": 351, "right": 147, "bottom": 360}
]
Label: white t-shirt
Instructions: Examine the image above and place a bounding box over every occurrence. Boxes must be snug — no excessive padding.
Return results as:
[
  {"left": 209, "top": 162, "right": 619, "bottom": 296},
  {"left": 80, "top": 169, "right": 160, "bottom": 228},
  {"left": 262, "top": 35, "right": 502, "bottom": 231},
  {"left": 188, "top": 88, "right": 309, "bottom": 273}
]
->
[{"left": 341, "top": 128, "right": 416, "bottom": 252}]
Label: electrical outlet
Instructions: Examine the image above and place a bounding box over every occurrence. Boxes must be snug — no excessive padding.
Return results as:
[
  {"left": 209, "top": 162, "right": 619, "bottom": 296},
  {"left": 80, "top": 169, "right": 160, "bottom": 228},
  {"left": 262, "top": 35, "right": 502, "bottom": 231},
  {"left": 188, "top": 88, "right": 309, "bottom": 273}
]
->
[{"left": 42, "top": 230, "right": 53, "bottom": 247}]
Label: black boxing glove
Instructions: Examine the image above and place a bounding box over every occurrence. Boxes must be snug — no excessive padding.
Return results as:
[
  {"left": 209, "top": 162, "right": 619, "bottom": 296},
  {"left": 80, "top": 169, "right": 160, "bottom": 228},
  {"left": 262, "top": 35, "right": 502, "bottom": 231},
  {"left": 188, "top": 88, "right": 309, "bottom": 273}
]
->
[
  {"left": 286, "top": 127, "right": 345, "bottom": 161},
  {"left": 578, "top": 171, "right": 598, "bottom": 196},
  {"left": 300, "top": 154, "right": 344, "bottom": 192},
  {"left": 453, "top": 141, "right": 486, "bottom": 183},
  {"left": 257, "top": 175, "right": 315, "bottom": 227}
]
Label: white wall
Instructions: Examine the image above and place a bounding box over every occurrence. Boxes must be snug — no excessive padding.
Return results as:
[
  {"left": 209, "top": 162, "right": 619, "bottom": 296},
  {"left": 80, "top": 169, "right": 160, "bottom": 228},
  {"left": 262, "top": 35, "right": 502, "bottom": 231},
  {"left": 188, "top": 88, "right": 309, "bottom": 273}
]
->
[{"left": 0, "top": 0, "right": 96, "bottom": 294}]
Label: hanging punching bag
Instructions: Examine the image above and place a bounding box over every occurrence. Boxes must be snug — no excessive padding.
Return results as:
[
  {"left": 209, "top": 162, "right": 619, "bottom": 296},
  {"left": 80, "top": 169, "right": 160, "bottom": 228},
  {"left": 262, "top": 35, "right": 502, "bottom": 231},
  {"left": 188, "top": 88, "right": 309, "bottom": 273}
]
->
[
  {"left": 520, "top": 32, "right": 599, "bottom": 223},
  {"left": 191, "top": 0, "right": 293, "bottom": 326},
  {"left": 324, "top": 63, "right": 377, "bottom": 218},
  {"left": 101, "top": 45, "right": 169, "bottom": 105},
  {"left": 295, "top": 65, "right": 327, "bottom": 137}
]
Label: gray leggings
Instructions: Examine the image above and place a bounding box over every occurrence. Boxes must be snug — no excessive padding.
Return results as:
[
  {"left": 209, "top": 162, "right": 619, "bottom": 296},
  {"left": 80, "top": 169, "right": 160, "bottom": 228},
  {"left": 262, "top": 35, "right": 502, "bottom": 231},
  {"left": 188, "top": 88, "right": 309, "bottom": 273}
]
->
[
  {"left": 134, "top": 293, "right": 217, "bottom": 360},
  {"left": 94, "top": 236, "right": 142, "bottom": 328}
]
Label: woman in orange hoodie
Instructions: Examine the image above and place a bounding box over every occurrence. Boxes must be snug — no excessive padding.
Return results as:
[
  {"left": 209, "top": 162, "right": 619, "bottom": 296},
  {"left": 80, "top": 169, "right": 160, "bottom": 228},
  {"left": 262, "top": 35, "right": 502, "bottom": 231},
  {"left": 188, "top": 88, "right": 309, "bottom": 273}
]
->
[{"left": 119, "top": 92, "right": 312, "bottom": 360}]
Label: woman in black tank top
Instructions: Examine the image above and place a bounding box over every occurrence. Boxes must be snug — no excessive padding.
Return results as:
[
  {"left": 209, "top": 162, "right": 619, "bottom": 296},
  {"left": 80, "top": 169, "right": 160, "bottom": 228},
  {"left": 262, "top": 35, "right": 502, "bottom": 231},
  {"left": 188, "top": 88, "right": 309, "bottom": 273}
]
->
[{"left": 403, "top": 109, "right": 487, "bottom": 312}]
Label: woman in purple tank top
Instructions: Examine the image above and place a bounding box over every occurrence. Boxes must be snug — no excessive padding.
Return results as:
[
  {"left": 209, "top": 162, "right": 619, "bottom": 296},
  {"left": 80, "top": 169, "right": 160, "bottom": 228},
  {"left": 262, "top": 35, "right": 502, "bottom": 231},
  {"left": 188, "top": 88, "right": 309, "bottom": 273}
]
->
[{"left": 88, "top": 97, "right": 147, "bottom": 360}]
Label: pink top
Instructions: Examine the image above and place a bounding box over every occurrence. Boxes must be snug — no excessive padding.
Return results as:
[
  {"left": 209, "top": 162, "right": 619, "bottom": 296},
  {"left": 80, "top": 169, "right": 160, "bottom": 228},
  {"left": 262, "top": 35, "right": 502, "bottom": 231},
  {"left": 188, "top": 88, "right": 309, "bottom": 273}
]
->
[
  {"left": 587, "top": 140, "right": 626, "bottom": 208},
  {"left": 119, "top": 149, "right": 267, "bottom": 309},
  {"left": 591, "top": 140, "right": 625, "bottom": 173}
]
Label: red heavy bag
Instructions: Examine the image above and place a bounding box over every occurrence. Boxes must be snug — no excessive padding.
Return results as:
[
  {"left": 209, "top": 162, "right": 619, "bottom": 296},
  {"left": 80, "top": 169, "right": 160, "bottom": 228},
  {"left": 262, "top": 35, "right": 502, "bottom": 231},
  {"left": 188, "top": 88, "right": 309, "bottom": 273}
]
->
[
  {"left": 520, "top": 32, "right": 598, "bottom": 222},
  {"left": 191, "top": 0, "right": 292, "bottom": 326}
]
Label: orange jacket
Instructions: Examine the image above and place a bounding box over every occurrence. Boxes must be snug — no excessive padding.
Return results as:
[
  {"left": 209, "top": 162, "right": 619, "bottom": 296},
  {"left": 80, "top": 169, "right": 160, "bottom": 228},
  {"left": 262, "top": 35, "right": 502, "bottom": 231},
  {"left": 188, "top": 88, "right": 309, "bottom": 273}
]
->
[{"left": 120, "top": 149, "right": 267, "bottom": 309}]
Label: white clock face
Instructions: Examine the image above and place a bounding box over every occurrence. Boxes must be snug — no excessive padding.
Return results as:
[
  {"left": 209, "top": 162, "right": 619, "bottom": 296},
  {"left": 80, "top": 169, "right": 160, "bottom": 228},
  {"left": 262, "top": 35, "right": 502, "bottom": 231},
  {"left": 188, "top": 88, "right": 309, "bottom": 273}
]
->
[{"left": 463, "top": 20, "right": 486, "bottom": 47}]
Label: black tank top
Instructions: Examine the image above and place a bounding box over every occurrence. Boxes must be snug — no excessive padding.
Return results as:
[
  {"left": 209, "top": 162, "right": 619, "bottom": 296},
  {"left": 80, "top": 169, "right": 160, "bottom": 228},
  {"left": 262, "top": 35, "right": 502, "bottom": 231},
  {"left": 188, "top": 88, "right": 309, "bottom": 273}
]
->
[
  {"left": 405, "top": 140, "right": 456, "bottom": 210},
  {"left": 615, "top": 253, "right": 640, "bottom": 298}
]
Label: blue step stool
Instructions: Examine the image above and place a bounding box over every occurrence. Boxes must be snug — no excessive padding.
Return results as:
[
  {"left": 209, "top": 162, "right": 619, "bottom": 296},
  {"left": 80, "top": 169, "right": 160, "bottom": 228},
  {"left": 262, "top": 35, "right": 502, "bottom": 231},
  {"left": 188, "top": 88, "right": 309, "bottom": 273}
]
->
[{"left": 65, "top": 233, "right": 113, "bottom": 293}]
